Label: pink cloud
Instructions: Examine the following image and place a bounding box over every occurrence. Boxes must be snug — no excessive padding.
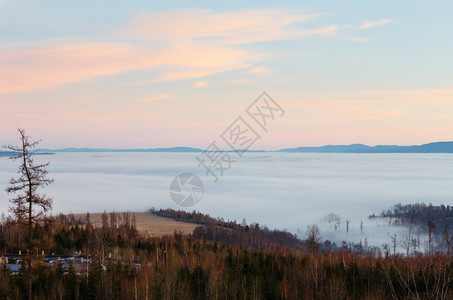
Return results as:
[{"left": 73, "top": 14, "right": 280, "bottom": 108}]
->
[
  {"left": 248, "top": 66, "right": 272, "bottom": 75},
  {"left": 138, "top": 94, "right": 172, "bottom": 102},
  {"left": 0, "top": 42, "right": 252, "bottom": 94},
  {"left": 229, "top": 79, "right": 254, "bottom": 84},
  {"left": 122, "top": 9, "right": 322, "bottom": 44},
  {"left": 193, "top": 81, "right": 209, "bottom": 88},
  {"left": 360, "top": 19, "right": 394, "bottom": 29},
  {"left": 0, "top": 9, "right": 353, "bottom": 94},
  {"left": 0, "top": 43, "right": 146, "bottom": 94}
]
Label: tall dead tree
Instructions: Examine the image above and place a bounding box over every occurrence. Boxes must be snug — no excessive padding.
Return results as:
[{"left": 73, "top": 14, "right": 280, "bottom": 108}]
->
[
  {"left": 4, "top": 128, "right": 54, "bottom": 241},
  {"left": 4, "top": 129, "right": 54, "bottom": 300}
]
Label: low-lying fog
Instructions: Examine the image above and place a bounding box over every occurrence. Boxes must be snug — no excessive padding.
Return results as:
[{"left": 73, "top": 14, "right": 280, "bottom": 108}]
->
[{"left": 1, "top": 152, "right": 452, "bottom": 249}]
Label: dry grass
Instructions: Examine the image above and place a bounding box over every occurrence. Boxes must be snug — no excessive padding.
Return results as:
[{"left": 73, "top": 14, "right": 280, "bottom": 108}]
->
[{"left": 75, "top": 212, "right": 199, "bottom": 237}]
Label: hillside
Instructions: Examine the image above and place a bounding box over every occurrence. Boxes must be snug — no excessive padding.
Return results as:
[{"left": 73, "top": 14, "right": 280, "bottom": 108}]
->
[{"left": 74, "top": 212, "right": 199, "bottom": 237}]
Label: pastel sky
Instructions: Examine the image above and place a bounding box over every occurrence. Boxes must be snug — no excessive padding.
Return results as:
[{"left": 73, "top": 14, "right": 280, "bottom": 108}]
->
[{"left": 1, "top": 0, "right": 452, "bottom": 149}]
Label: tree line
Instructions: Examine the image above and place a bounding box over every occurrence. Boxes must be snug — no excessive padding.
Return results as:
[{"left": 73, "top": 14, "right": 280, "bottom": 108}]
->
[
  {"left": 375, "top": 203, "right": 453, "bottom": 230},
  {"left": 2, "top": 214, "right": 453, "bottom": 299},
  {"left": 152, "top": 208, "right": 306, "bottom": 252}
]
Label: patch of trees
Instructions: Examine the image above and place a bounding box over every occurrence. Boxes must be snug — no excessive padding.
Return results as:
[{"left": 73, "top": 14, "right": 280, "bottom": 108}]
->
[
  {"left": 153, "top": 208, "right": 306, "bottom": 251},
  {"left": 369, "top": 203, "right": 453, "bottom": 255},
  {"left": 373, "top": 203, "right": 453, "bottom": 231}
]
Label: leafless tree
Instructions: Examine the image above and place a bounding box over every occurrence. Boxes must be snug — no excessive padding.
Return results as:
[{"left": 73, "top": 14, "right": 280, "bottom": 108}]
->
[
  {"left": 346, "top": 220, "right": 350, "bottom": 234},
  {"left": 381, "top": 243, "right": 389, "bottom": 259},
  {"left": 306, "top": 224, "right": 321, "bottom": 255},
  {"left": 102, "top": 210, "right": 109, "bottom": 230},
  {"left": 4, "top": 128, "right": 54, "bottom": 300},
  {"left": 4, "top": 129, "right": 54, "bottom": 241},
  {"left": 399, "top": 216, "right": 417, "bottom": 256},
  {"left": 442, "top": 224, "right": 452, "bottom": 257},
  {"left": 391, "top": 234, "right": 398, "bottom": 256},
  {"left": 428, "top": 220, "right": 436, "bottom": 255}
]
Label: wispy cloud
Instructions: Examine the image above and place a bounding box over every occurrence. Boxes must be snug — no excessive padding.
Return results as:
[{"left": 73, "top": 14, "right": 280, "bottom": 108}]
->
[
  {"left": 360, "top": 19, "right": 394, "bottom": 29},
  {"left": 281, "top": 88, "right": 453, "bottom": 106},
  {"left": 0, "top": 43, "right": 146, "bottom": 94},
  {"left": 122, "top": 9, "right": 324, "bottom": 44},
  {"left": 302, "top": 25, "right": 350, "bottom": 36},
  {"left": 229, "top": 79, "right": 254, "bottom": 84},
  {"left": 193, "top": 81, "right": 209, "bottom": 88},
  {"left": 0, "top": 42, "right": 254, "bottom": 93},
  {"left": 347, "top": 88, "right": 453, "bottom": 102},
  {"left": 0, "top": 9, "right": 354, "bottom": 94},
  {"left": 248, "top": 66, "right": 272, "bottom": 75},
  {"left": 138, "top": 94, "right": 172, "bottom": 102}
]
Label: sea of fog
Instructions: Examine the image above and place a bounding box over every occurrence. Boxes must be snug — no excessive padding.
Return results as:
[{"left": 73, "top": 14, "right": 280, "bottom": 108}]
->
[{"left": 1, "top": 152, "right": 453, "bottom": 248}]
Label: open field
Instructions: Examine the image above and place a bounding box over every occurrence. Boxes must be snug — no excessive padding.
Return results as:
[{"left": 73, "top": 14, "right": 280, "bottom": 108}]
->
[{"left": 75, "top": 212, "right": 199, "bottom": 237}]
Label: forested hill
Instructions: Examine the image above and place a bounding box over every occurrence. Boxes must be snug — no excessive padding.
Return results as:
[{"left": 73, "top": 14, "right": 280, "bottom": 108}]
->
[{"left": 152, "top": 208, "right": 306, "bottom": 251}]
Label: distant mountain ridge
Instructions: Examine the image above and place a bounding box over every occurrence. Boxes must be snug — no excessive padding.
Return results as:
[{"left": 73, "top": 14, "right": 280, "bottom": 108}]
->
[
  {"left": 278, "top": 141, "right": 453, "bottom": 153},
  {"left": 0, "top": 151, "right": 15, "bottom": 157},
  {"left": 0, "top": 151, "right": 53, "bottom": 157},
  {"left": 27, "top": 141, "right": 453, "bottom": 154}
]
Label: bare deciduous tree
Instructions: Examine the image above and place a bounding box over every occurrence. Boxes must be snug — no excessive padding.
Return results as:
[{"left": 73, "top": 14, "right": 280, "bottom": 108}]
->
[
  {"left": 4, "top": 129, "right": 54, "bottom": 300},
  {"left": 399, "top": 216, "right": 417, "bottom": 256},
  {"left": 306, "top": 224, "right": 321, "bottom": 255},
  {"left": 4, "top": 129, "right": 54, "bottom": 241}
]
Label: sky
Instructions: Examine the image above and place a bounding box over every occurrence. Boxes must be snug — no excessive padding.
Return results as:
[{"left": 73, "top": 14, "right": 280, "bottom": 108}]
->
[{"left": 1, "top": 0, "right": 453, "bottom": 149}]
